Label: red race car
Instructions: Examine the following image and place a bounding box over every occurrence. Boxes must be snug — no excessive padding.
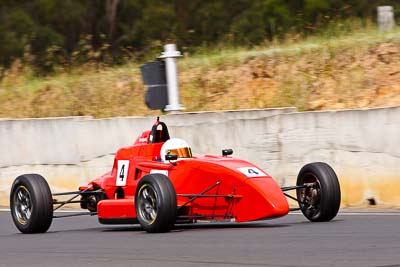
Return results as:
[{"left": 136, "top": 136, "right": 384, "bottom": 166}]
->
[{"left": 10, "top": 117, "right": 341, "bottom": 233}]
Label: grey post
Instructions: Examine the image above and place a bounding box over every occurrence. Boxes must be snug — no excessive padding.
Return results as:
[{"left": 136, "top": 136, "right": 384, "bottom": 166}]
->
[
  {"left": 159, "top": 44, "right": 185, "bottom": 112},
  {"left": 377, "top": 6, "right": 395, "bottom": 32}
]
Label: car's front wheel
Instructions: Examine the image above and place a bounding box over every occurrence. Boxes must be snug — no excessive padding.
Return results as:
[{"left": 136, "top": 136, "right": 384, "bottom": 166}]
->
[
  {"left": 10, "top": 174, "right": 53, "bottom": 233},
  {"left": 296, "top": 162, "right": 341, "bottom": 222},
  {"left": 135, "top": 174, "right": 176, "bottom": 233}
]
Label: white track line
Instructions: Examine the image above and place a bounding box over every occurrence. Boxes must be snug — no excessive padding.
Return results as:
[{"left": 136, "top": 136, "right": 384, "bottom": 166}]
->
[
  {"left": 338, "top": 212, "right": 400, "bottom": 216},
  {"left": 0, "top": 208, "right": 81, "bottom": 213},
  {"left": 288, "top": 212, "right": 400, "bottom": 216},
  {"left": 1, "top": 208, "right": 400, "bottom": 215}
]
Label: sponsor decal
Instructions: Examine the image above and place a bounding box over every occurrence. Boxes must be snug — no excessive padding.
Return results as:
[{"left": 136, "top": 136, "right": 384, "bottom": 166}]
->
[
  {"left": 237, "top": 167, "right": 267, "bottom": 177},
  {"left": 150, "top": 170, "right": 169, "bottom": 176}
]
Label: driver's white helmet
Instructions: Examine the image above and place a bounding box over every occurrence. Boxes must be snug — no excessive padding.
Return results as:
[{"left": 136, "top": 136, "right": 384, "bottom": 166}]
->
[{"left": 161, "top": 138, "right": 192, "bottom": 161}]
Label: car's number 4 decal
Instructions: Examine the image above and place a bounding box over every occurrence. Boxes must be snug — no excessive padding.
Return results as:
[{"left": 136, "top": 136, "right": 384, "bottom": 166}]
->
[
  {"left": 116, "top": 160, "right": 130, "bottom": 186},
  {"left": 237, "top": 167, "right": 267, "bottom": 177}
]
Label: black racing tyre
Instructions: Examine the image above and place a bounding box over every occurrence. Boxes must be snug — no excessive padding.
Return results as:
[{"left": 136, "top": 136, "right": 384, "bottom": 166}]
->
[
  {"left": 135, "top": 174, "right": 176, "bottom": 233},
  {"left": 296, "top": 162, "right": 341, "bottom": 222},
  {"left": 10, "top": 174, "right": 53, "bottom": 233}
]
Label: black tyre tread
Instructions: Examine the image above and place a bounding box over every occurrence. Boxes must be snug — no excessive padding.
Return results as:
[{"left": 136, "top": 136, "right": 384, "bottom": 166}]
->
[
  {"left": 151, "top": 174, "right": 176, "bottom": 231},
  {"left": 155, "top": 174, "right": 176, "bottom": 230},
  {"left": 319, "top": 163, "right": 341, "bottom": 219},
  {"left": 317, "top": 163, "right": 340, "bottom": 221},
  {"left": 297, "top": 162, "right": 341, "bottom": 222},
  {"left": 135, "top": 174, "right": 176, "bottom": 233},
  {"left": 10, "top": 174, "right": 53, "bottom": 233}
]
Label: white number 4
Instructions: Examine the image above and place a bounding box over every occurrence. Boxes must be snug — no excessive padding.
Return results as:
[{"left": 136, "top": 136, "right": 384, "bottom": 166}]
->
[{"left": 116, "top": 160, "right": 130, "bottom": 186}]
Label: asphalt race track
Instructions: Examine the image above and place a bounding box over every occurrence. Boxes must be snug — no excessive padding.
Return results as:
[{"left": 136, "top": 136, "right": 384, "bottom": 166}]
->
[{"left": 0, "top": 210, "right": 399, "bottom": 267}]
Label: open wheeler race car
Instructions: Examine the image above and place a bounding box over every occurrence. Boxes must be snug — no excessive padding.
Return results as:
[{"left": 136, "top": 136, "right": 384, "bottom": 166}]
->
[{"left": 10, "top": 118, "right": 341, "bottom": 233}]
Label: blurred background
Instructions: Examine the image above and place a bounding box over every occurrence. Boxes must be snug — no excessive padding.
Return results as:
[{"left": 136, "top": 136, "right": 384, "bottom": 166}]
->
[
  {"left": 0, "top": 0, "right": 399, "bottom": 117},
  {"left": 0, "top": 1, "right": 399, "bottom": 208}
]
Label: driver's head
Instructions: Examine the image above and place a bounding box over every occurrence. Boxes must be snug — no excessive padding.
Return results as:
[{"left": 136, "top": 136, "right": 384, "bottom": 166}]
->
[{"left": 161, "top": 138, "right": 192, "bottom": 161}]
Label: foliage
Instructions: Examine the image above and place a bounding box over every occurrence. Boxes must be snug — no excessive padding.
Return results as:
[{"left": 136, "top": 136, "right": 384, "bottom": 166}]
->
[{"left": 0, "top": 0, "right": 399, "bottom": 73}]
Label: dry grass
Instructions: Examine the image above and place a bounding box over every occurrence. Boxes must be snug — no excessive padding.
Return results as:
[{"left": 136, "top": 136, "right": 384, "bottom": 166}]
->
[{"left": 1, "top": 27, "right": 400, "bottom": 118}]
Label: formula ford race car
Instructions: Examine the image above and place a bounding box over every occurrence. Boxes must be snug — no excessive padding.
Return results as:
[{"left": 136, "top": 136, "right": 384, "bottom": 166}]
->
[{"left": 10, "top": 118, "right": 341, "bottom": 234}]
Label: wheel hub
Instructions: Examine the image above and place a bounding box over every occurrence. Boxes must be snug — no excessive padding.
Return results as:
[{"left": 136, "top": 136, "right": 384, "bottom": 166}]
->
[
  {"left": 14, "top": 186, "right": 32, "bottom": 225},
  {"left": 138, "top": 187, "right": 158, "bottom": 224},
  {"left": 300, "top": 182, "right": 320, "bottom": 210}
]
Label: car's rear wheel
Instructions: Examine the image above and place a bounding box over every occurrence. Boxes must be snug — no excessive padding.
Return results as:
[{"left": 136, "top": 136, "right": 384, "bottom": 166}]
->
[
  {"left": 10, "top": 174, "right": 53, "bottom": 233},
  {"left": 296, "top": 162, "right": 341, "bottom": 222},
  {"left": 135, "top": 174, "right": 176, "bottom": 233}
]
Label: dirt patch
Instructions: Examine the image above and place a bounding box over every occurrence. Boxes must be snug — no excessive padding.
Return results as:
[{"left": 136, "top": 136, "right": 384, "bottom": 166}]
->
[{"left": 180, "top": 41, "right": 400, "bottom": 112}]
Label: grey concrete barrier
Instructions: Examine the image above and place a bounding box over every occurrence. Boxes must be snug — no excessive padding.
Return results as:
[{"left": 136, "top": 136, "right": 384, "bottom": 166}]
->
[
  {"left": 1, "top": 106, "right": 399, "bottom": 207},
  {"left": 0, "top": 117, "right": 88, "bottom": 166}
]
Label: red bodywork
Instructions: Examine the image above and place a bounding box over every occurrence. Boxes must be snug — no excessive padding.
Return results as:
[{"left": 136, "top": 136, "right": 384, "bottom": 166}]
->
[{"left": 80, "top": 121, "right": 289, "bottom": 224}]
